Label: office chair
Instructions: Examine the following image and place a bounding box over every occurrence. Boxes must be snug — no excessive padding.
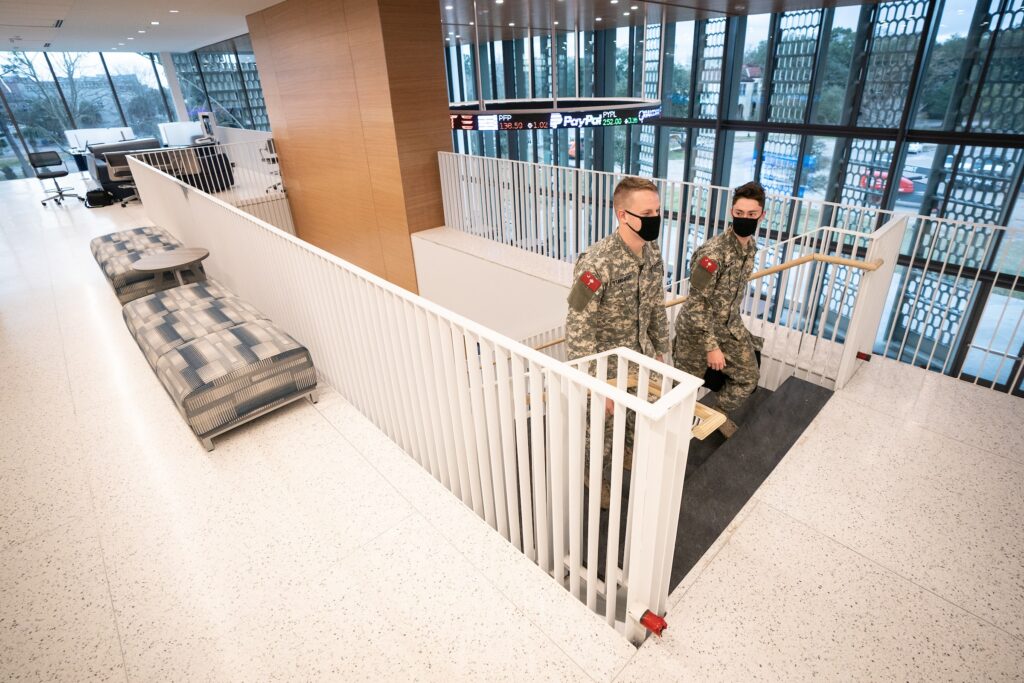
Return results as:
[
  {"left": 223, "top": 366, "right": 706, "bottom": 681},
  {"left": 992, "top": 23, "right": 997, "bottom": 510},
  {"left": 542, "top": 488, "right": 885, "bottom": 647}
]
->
[
  {"left": 261, "top": 139, "right": 284, "bottom": 193},
  {"left": 28, "top": 151, "right": 82, "bottom": 206},
  {"left": 103, "top": 151, "right": 140, "bottom": 207}
]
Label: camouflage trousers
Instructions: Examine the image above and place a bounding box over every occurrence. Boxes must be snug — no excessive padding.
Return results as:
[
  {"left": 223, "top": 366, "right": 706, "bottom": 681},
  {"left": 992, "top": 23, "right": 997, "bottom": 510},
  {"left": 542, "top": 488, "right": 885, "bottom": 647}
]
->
[{"left": 673, "top": 332, "right": 760, "bottom": 415}]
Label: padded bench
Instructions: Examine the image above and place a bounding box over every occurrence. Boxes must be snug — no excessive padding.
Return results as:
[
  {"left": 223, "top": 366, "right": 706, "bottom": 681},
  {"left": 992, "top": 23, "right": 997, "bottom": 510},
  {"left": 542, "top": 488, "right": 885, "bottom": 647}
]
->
[
  {"left": 90, "top": 226, "right": 205, "bottom": 304},
  {"left": 122, "top": 280, "right": 318, "bottom": 450}
]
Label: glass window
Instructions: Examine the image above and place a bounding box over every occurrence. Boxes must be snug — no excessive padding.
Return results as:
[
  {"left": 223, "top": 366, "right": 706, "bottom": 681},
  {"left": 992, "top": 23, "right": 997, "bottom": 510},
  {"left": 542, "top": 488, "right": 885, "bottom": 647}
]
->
[
  {"left": 857, "top": 0, "right": 928, "bottom": 128},
  {"left": 694, "top": 19, "right": 726, "bottom": 119},
  {"left": 663, "top": 21, "right": 694, "bottom": 118},
  {"left": 0, "top": 101, "right": 31, "bottom": 179},
  {"left": 690, "top": 126, "right": 716, "bottom": 183},
  {"left": 799, "top": 136, "right": 842, "bottom": 201},
  {"left": 967, "top": 1, "right": 1024, "bottom": 134},
  {"left": 196, "top": 39, "right": 251, "bottom": 128},
  {"left": 768, "top": 10, "right": 822, "bottom": 124},
  {"left": 103, "top": 52, "right": 172, "bottom": 140},
  {"left": 171, "top": 52, "right": 210, "bottom": 119},
  {"left": 812, "top": 6, "right": 859, "bottom": 125},
  {"left": 961, "top": 287, "right": 1024, "bottom": 387},
  {"left": 234, "top": 35, "right": 269, "bottom": 131},
  {"left": 0, "top": 52, "right": 76, "bottom": 157},
  {"left": 663, "top": 127, "right": 688, "bottom": 181},
  {"left": 51, "top": 53, "right": 124, "bottom": 130},
  {"left": 912, "top": 0, "right": 981, "bottom": 130},
  {"left": 723, "top": 130, "right": 757, "bottom": 187},
  {"left": 759, "top": 132, "right": 801, "bottom": 196},
  {"left": 736, "top": 14, "right": 770, "bottom": 121}
]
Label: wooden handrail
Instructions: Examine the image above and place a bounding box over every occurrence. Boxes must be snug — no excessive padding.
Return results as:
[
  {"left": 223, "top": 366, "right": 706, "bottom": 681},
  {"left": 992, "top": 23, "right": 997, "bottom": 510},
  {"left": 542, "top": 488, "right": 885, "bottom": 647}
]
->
[
  {"left": 534, "top": 253, "right": 883, "bottom": 350},
  {"left": 663, "top": 254, "right": 883, "bottom": 308}
]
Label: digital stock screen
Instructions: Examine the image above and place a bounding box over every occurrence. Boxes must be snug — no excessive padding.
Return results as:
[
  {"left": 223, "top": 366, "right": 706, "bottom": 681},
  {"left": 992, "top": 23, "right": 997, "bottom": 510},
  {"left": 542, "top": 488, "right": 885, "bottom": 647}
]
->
[{"left": 449, "top": 99, "right": 662, "bottom": 132}]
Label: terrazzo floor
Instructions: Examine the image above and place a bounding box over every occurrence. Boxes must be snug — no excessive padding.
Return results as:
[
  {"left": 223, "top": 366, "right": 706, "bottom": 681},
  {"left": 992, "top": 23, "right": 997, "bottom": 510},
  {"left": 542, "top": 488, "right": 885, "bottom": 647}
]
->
[{"left": 2, "top": 174, "right": 1022, "bottom": 681}]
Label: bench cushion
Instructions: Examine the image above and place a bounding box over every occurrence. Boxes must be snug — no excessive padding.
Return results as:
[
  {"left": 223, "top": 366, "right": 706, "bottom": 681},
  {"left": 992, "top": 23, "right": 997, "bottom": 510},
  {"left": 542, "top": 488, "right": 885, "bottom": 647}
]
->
[
  {"left": 123, "top": 280, "right": 236, "bottom": 338},
  {"left": 132, "top": 297, "right": 267, "bottom": 368},
  {"left": 154, "top": 320, "right": 316, "bottom": 437},
  {"left": 90, "top": 226, "right": 204, "bottom": 304}
]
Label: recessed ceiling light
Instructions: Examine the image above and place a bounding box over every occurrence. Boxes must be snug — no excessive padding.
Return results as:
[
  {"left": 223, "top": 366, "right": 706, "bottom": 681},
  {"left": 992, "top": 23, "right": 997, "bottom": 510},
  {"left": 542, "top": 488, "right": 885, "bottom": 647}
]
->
[
  {"left": 151, "top": 21, "right": 160, "bottom": 25},
  {"left": 624, "top": 11, "right": 630, "bottom": 15},
  {"left": 448, "top": 30, "right": 454, "bottom": 34},
  {"left": 596, "top": 17, "right": 602, "bottom": 21},
  {"left": 445, "top": 4, "right": 453, "bottom": 8},
  {"left": 495, "top": 0, "right": 503, "bottom": 4},
  {"left": 631, "top": 4, "right": 639, "bottom": 8},
  {"left": 508, "top": 22, "right": 515, "bottom": 26},
  {"left": 138, "top": 29, "right": 146, "bottom": 33},
  {"left": 455, "top": 34, "right": 461, "bottom": 38},
  {"left": 469, "top": 21, "right": 474, "bottom": 25},
  {"left": 118, "top": 42, "right": 125, "bottom": 45},
  {"left": 169, "top": 9, "right": 180, "bottom": 12},
  {"left": 127, "top": 37, "right": 134, "bottom": 40},
  {"left": 553, "top": 20, "right": 559, "bottom": 25}
]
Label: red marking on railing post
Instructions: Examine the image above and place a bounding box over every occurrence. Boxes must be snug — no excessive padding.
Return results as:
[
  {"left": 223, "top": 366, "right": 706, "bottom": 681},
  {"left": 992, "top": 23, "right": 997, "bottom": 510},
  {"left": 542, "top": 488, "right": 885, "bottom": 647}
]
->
[
  {"left": 640, "top": 610, "right": 668, "bottom": 636},
  {"left": 856, "top": 352, "right": 871, "bottom": 362}
]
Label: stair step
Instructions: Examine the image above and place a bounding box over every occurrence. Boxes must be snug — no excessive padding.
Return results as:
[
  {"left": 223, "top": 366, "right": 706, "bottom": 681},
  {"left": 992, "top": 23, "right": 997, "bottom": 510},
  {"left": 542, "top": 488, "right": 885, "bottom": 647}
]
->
[{"left": 670, "top": 377, "right": 834, "bottom": 592}]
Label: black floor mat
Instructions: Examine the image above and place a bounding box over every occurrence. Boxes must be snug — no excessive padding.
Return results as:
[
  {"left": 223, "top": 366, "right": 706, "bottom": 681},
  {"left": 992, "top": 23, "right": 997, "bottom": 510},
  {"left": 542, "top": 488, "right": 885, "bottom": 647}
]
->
[{"left": 669, "top": 377, "right": 833, "bottom": 591}]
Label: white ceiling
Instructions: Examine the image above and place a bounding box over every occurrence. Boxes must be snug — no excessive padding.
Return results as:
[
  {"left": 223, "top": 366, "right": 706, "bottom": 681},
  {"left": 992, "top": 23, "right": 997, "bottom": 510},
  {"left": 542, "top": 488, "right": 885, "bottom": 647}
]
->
[{"left": 0, "top": 0, "right": 282, "bottom": 53}]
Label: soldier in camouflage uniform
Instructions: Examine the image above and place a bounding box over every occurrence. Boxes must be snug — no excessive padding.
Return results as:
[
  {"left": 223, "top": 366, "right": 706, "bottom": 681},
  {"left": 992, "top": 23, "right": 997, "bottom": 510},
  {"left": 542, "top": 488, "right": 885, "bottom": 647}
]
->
[
  {"left": 566, "top": 177, "right": 670, "bottom": 507},
  {"left": 672, "top": 181, "right": 765, "bottom": 438}
]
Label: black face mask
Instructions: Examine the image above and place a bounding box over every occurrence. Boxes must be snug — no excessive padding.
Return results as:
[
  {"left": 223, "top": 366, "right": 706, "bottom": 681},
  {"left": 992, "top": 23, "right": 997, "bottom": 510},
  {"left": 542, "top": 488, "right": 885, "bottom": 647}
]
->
[
  {"left": 732, "top": 216, "right": 759, "bottom": 238},
  {"left": 624, "top": 209, "right": 661, "bottom": 242}
]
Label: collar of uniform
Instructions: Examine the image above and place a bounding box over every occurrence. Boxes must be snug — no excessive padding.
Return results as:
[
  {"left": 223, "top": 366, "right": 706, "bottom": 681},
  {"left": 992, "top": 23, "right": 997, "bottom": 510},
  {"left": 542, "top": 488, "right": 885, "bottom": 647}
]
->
[
  {"left": 613, "top": 229, "right": 644, "bottom": 264},
  {"left": 727, "top": 228, "right": 756, "bottom": 257}
]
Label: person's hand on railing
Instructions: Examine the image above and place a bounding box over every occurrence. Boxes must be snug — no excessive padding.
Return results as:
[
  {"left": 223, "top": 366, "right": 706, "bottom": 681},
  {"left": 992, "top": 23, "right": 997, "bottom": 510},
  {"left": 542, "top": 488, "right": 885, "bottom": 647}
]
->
[
  {"left": 707, "top": 348, "right": 726, "bottom": 371},
  {"left": 606, "top": 397, "right": 615, "bottom": 415}
]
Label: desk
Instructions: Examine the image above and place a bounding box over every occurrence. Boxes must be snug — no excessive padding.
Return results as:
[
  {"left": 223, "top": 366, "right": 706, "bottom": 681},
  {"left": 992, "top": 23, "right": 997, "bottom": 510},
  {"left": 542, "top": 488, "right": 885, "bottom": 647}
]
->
[{"left": 132, "top": 248, "right": 210, "bottom": 287}]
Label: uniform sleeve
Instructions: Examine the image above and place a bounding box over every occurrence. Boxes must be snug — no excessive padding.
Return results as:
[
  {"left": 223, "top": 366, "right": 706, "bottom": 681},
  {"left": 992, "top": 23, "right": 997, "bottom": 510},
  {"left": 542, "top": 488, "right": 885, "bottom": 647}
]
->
[
  {"left": 684, "top": 247, "right": 728, "bottom": 354},
  {"left": 649, "top": 258, "right": 670, "bottom": 356},
  {"left": 565, "top": 255, "right": 604, "bottom": 361}
]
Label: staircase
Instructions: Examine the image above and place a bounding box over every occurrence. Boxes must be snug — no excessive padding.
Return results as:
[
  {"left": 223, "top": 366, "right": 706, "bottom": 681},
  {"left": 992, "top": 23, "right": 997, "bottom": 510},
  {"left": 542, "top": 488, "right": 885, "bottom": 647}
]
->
[{"left": 670, "top": 376, "right": 834, "bottom": 591}]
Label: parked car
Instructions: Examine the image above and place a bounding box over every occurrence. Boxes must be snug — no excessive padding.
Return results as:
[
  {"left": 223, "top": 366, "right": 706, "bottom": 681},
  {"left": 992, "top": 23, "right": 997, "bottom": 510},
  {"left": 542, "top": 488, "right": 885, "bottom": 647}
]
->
[
  {"left": 907, "top": 142, "right": 924, "bottom": 154},
  {"left": 858, "top": 170, "right": 916, "bottom": 194},
  {"left": 944, "top": 154, "right": 1012, "bottom": 192}
]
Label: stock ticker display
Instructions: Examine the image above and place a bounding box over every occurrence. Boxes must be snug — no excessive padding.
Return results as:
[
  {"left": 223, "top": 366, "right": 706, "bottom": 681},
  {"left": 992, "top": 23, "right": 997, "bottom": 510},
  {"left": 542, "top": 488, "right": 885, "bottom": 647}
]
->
[{"left": 450, "top": 102, "right": 662, "bottom": 132}]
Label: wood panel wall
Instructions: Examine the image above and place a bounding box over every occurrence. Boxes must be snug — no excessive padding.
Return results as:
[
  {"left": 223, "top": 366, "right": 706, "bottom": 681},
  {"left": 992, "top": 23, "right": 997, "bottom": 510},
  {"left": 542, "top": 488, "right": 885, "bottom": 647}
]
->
[{"left": 247, "top": 0, "right": 452, "bottom": 292}]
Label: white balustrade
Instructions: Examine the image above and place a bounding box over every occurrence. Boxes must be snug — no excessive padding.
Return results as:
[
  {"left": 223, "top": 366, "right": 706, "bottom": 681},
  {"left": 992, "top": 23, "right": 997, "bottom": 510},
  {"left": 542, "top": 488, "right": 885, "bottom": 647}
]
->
[
  {"left": 131, "top": 139, "right": 294, "bottom": 234},
  {"left": 129, "top": 156, "right": 705, "bottom": 644}
]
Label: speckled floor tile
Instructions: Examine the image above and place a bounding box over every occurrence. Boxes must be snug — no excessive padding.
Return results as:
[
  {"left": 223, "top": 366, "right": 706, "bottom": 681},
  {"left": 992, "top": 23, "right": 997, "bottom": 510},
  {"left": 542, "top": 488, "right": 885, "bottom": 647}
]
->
[
  {"left": 614, "top": 503, "right": 1024, "bottom": 682},
  {"left": 314, "top": 388, "right": 639, "bottom": 680},
  {"left": 913, "top": 370, "right": 1024, "bottom": 463},
  {"left": 836, "top": 356, "right": 926, "bottom": 417},
  {"left": 0, "top": 525, "right": 125, "bottom": 682},
  {"left": 759, "top": 395, "right": 1024, "bottom": 639},
  {"left": 0, "top": 422, "right": 92, "bottom": 550}
]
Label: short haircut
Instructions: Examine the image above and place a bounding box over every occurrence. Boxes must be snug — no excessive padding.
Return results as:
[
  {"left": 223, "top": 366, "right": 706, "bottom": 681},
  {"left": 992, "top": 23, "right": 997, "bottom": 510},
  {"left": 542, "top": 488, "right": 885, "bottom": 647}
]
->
[
  {"left": 732, "top": 181, "right": 766, "bottom": 208},
  {"left": 613, "top": 176, "right": 659, "bottom": 209}
]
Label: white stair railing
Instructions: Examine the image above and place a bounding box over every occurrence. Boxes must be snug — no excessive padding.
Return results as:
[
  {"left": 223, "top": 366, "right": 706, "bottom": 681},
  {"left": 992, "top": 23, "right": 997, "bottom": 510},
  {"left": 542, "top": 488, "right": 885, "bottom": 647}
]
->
[
  {"left": 525, "top": 217, "right": 909, "bottom": 393},
  {"left": 131, "top": 140, "right": 294, "bottom": 234},
  {"left": 129, "top": 156, "right": 705, "bottom": 644}
]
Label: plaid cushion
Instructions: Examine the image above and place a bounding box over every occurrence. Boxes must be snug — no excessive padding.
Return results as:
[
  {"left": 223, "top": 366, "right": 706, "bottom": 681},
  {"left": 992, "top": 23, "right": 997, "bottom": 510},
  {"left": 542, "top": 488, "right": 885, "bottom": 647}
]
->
[
  {"left": 132, "top": 298, "right": 268, "bottom": 368},
  {"left": 154, "top": 320, "right": 315, "bottom": 436},
  {"left": 123, "top": 280, "right": 236, "bottom": 337},
  {"left": 90, "top": 226, "right": 180, "bottom": 259}
]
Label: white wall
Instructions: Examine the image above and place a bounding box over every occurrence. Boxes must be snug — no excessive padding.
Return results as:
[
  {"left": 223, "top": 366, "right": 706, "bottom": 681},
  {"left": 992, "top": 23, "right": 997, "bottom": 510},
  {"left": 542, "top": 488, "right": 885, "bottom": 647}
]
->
[{"left": 412, "top": 228, "right": 573, "bottom": 342}]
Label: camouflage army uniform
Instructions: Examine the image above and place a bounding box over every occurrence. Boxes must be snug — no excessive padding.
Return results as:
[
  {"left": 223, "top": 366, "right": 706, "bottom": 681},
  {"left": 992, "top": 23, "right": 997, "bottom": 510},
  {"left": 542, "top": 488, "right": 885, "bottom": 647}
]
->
[
  {"left": 566, "top": 231, "right": 670, "bottom": 491},
  {"left": 672, "top": 228, "right": 761, "bottom": 415}
]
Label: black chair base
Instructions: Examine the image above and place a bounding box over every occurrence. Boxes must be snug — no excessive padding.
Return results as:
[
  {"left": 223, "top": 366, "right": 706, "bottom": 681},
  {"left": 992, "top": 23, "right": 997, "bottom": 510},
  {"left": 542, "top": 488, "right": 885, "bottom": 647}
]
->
[{"left": 41, "top": 178, "right": 83, "bottom": 206}]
